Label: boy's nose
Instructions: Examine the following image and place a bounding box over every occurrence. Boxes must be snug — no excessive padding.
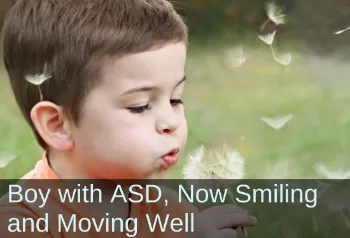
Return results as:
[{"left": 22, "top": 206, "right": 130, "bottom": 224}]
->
[{"left": 155, "top": 112, "right": 180, "bottom": 134}]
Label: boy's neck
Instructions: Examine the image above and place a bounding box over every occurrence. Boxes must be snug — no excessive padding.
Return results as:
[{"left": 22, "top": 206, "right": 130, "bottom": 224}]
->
[
  {"left": 47, "top": 149, "right": 89, "bottom": 179},
  {"left": 46, "top": 149, "right": 131, "bottom": 219}
]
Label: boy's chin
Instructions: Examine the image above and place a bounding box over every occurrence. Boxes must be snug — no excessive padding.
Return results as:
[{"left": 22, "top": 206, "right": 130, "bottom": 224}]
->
[
  {"left": 147, "top": 170, "right": 168, "bottom": 179},
  {"left": 102, "top": 171, "right": 168, "bottom": 180}
]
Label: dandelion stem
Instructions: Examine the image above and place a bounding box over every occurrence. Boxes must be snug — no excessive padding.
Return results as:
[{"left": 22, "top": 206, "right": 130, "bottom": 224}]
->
[
  {"left": 270, "top": 45, "right": 276, "bottom": 60},
  {"left": 38, "top": 86, "right": 43, "bottom": 101},
  {"left": 228, "top": 188, "right": 248, "bottom": 238},
  {"left": 260, "top": 19, "right": 270, "bottom": 31}
]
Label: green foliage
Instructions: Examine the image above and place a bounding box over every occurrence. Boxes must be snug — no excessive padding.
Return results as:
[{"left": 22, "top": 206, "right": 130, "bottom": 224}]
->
[{"left": 174, "top": 0, "right": 268, "bottom": 35}]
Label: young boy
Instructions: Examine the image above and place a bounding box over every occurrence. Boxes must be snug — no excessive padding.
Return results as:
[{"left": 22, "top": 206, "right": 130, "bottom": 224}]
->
[{"left": 0, "top": 0, "right": 256, "bottom": 237}]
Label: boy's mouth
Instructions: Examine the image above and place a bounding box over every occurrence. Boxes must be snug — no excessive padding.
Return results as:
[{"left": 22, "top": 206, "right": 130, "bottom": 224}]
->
[{"left": 161, "top": 148, "right": 180, "bottom": 167}]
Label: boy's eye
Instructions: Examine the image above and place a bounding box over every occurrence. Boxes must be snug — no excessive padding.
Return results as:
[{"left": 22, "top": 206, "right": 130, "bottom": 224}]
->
[
  {"left": 170, "top": 99, "right": 183, "bottom": 106},
  {"left": 127, "top": 99, "right": 183, "bottom": 113},
  {"left": 127, "top": 104, "right": 151, "bottom": 114}
]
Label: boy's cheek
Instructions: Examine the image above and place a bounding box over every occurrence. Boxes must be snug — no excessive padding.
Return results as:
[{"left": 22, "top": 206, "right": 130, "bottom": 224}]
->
[{"left": 180, "top": 121, "right": 188, "bottom": 149}]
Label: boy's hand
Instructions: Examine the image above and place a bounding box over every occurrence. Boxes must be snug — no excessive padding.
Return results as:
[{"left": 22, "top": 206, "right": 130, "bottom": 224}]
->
[{"left": 192, "top": 204, "right": 257, "bottom": 238}]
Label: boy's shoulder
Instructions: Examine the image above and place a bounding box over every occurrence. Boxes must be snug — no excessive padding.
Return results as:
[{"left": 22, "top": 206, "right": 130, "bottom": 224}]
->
[{"left": 21, "top": 154, "right": 59, "bottom": 179}]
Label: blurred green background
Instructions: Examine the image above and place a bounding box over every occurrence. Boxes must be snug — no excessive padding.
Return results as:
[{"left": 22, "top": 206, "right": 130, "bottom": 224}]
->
[{"left": 1, "top": 0, "right": 350, "bottom": 179}]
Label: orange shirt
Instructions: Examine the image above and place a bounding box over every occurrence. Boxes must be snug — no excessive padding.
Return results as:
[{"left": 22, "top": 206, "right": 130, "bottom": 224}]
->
[{"left": 0, "top": 155, "right": 197, "bottom": 238}]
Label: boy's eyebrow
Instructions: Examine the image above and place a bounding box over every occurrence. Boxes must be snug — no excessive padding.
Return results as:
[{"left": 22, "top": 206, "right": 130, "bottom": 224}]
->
[{"left": 122, "top": 75, "right": 186, "bottom": 95}]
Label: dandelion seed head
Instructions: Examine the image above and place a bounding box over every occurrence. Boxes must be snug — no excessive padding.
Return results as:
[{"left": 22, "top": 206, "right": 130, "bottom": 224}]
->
[
  {"left": 183, "top": 144, "right": 245, "bottom": 181},
  {"left": 211, "top": 144, "right": 245, "bottom": 180},
  {"left": 182, "top": 145, "right": 208, "bottom": 179}
]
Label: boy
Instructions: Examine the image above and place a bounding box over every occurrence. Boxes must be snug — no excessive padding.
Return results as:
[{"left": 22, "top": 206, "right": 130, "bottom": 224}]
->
[{"left": 0, "top": 0, "right": 256, "bottom": 237}]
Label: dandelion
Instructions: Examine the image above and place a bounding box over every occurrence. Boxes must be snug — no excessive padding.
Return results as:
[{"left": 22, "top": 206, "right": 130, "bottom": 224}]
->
[
  {"left": 182, "top": 145, "right": 209, "bottom": 180},
  {"left": 260, "top": 114, "right": 294, "bottom": 130},
  {"left": 260, "top": 2, "right": 286, "bottom": 31},
  {"left": 334, "top": 26, "right": 350, "bottom": 35},
  {"left": 226, "top": 45, "right": 246, "bottom": 68},
  {"left": 183, "top": 144, "right": 248, "bottom": 237},
  {"left": 25, "top": 63, "right": 51, "bottom": 101},
  {"left": 274, "top": 52, "right": 292, "bottom": 66},
  {"left": 183, "top": 144, "right": 245, "bottom": 181},
  {"left": 258, "top": 30, "right": 276, "bottom": 45},
  {"left": 0, "top": 152, "right": 16, "bottom": 169},
  {"left": 314, "top": 163, "right": 350, "bottom": 179}
]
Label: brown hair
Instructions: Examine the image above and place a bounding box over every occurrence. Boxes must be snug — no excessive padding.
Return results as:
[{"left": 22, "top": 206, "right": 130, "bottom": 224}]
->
[{"left": 2, "top": 0, "right": 188, "bottom": 149}]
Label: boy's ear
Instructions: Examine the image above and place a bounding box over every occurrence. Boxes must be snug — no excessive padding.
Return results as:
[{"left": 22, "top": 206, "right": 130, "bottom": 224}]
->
[{"left": 30, "top": 102, "right": 73, "bottom": 151}]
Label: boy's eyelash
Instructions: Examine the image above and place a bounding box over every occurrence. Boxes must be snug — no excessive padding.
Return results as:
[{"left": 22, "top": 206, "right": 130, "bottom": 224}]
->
[
  {"left": 127, "top": 104, "right": 151, "bottom": 114},
  {"left": 170, "top": 99, "right": 183, "bottom": 106},
  {"left": 127, "top": 99, "right": 184, "bottom": 114}
]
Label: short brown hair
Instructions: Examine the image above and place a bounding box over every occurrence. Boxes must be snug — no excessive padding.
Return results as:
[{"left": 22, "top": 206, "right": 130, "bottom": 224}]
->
[{"left": 2, "top": 0, "right": 188, "bottom": 149}]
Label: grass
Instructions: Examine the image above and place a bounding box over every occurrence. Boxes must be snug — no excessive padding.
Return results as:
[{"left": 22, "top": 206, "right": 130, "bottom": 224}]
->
[{"left": 1, "top": 37, "right": 350, "bottom": 179}]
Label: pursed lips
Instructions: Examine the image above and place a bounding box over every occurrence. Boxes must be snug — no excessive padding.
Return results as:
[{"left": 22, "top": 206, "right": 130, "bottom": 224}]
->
[{"left": 160, "top": 147, "right": 180, "bottom": 167}]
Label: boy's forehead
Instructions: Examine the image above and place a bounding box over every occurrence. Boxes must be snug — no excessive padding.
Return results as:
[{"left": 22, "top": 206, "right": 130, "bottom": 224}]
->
[{"left": 101, "top": 43, "right": 187, "bottom": 89}]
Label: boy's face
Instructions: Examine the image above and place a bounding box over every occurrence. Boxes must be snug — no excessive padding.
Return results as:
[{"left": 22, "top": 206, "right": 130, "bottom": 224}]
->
[{"left": 71, "top": 42, "right": 188, "bottom": 179}]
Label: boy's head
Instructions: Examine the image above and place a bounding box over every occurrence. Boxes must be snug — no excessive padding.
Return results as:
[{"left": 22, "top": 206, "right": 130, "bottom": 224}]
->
[{"left": 3, "top": 0, "right": 188, "bottom": 179}]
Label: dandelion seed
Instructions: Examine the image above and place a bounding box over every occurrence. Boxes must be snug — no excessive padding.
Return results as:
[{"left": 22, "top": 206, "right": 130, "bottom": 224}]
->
[
  {"left": 258, "top": 31, "right": 281, "bottom": 63},
  {"left": 274, "top": 52, "right": 292, "bottom": 66},
  {"left": 315, "top": 163, "right": 350, "bottom": 179},
  {"left": 226, "top": 45, "right": 246, "bottom": 68},
  {"left": 25, "top": 73, "right": 51, "bottom": 101},
  {"left": 260, "top": 114, "right": 294, "bottom": 130},
  {"left": 25, "top": 73, "right": 51, "bottom": 86},
  {"left": 258, "top": 30, "right": 276, "bottom": 45},
  {"left": 0, "top": 152, "right": 16, "bottom": 169},
  {"left": 261, "top": 2, "right": 286, "bottom": 30},
  {"left": 266, "top": 2, "right": 286, "bottom": 25},
  {"left": 334, "top": 26, "right": 350, "bottom": 35},
  {"left": 25, "top": 64, "right": 51, "bottom": 101}
]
